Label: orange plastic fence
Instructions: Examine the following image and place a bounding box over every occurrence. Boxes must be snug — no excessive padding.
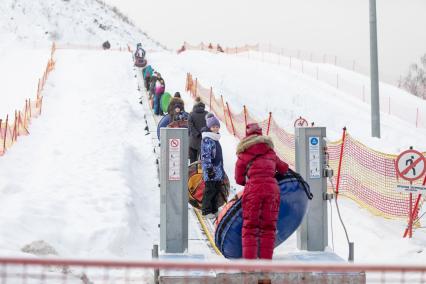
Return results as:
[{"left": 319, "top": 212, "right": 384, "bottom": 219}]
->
[
  {"left": 178, "top": 41, "right": 259, "bottom": 54},
  {"left": 0, "top": 43, "right": 56, "bottom": 156},
  {"left": 186, "top": 73, "right": 424, "bottom": 221},
  {"left": 180, "top": 42, "right": 425, "bottom": 129}
]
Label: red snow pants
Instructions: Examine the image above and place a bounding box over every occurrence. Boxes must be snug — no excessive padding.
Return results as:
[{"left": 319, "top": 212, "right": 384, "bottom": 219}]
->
[{"left": 242, "top": 178, "right": 280, "bottom": 259}]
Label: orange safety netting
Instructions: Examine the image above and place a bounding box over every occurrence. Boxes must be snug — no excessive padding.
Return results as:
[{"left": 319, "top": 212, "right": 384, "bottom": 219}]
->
[
  {"left": 186, "top": 73, "right": 425, "bottom": 220},
  {"left": 178, "top": 42, "right": 259, "bottom": 54},
  {"left": 0, "top": 43, "right": 56, "bottom": 156}
]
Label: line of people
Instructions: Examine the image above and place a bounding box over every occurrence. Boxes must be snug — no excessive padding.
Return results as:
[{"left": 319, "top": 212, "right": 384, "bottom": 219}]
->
[{"left": 140, "top": 61, "right": 289, "bottom": 260}]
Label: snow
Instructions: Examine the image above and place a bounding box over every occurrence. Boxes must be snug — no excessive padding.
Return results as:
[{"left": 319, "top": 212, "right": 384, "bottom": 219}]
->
[
  {"left": 0, "top": 49, "right": 159, "bottom": 260},
  {"left": 0, "top": 0, "right": 158, "bottom": 49},
  {"left": 158, "top": 50, "right": 426, "bottom": 154},
  {"left": 0, "top": 0, "right": 426, "bottom": 275},
  {"left": 0, "top": 47, "right": 50, "bottom": 117}
]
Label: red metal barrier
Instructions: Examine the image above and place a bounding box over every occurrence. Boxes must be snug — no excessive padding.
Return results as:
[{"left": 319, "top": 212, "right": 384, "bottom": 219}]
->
[{"left": 0, "top": 257, "right": 425, "bottom": 283}]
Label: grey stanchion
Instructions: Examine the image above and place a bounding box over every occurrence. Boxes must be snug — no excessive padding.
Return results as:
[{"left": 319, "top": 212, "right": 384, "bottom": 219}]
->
[
  {"left": 152, "top": 244, "right": 159, "bottom": 284},
  {"left": 349, "top": 242, "right": 355, "bottom": 262}
]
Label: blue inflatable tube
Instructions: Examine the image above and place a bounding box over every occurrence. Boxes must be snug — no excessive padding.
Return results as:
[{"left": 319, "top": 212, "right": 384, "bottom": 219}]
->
[
  {"left": 157, "top": 115, "right": 171, "bottom": 140},
  {"left": 214, "top": 169, "right": 312, "bottom": 259}
]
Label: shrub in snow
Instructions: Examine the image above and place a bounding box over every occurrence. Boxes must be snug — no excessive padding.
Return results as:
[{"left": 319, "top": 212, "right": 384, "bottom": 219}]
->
[
  {"left": 21, "top": 240, "right": 58, "bottom": 256},
  {"left": 400, "top": 54, "right": 426, "bottom": 99}
]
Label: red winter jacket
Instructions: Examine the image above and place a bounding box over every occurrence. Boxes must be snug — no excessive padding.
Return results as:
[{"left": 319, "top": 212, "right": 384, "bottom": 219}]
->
[{"left": 235, "top": 135, "right": 289, "bottom": 186}]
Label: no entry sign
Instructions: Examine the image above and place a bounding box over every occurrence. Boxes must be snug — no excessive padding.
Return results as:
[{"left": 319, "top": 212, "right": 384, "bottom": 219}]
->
[{"left": 395, "top": 149, "right": 426, "bottom": 182}]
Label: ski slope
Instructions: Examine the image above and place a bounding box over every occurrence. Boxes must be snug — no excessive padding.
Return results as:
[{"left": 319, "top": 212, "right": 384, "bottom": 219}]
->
[
  {"left": 0, "top": 49, "right": 160, "bottom": 259},
  {"left": 1, "top": 0, "right": 426, "bottom": 264},
  {"left": 1, "top": 42, "right": 426, "bottom": 265}
]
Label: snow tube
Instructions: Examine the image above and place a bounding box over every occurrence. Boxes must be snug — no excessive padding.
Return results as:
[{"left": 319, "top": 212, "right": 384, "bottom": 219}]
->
[
  {"left": 156, "top": 115, "right": 171, "bottom": 140},
  {"left": 135, "top": 57, "right": 147, "bottom": 68},
  {"left": 214, "top": 169, "right": 312, "bottom": 259},
  {"left": 188, "top": 161, "right": 230, "bottom": 210},
  {"left": 168, "top": 120, "right": 188, "bottom": 129},
  {"left": 161, "top": 92, "right": 172, "bottom": 113}
]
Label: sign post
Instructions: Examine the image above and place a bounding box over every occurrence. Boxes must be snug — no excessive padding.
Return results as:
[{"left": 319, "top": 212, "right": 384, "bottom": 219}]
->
[
  {"left": 296, "top": 127, "right": 328, "bottom": 251},
  {"left": 395, "top": 148, "right": 426, "bottom": 238},
  {"left": 160, "top": 128, "right": 189, "bottom": 253}
]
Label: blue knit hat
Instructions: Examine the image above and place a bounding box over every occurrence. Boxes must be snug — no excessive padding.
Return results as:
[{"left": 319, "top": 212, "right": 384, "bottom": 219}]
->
[{"left": 206, "top": 113, "right": 220, "bottom": 128}]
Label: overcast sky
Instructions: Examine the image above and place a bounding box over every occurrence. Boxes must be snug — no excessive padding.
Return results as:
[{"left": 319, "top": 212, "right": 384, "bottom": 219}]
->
[{"left": 104, "top": 0, "right": 426, "bottom": 83}]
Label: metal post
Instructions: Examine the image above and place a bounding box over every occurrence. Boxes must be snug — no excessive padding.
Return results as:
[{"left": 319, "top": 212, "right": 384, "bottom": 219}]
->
[
  {"left": 348, "top": 242, "right": 354, "bottom": 262},
  {"left": 370, "top": 0, "right": 381, "bottom": 138},
  {"left": 160, "top": 128, "right": 189, "bottom": 253},
  {"left": 152, "top": 244, "right": 159, "bottom": 284},
  {"left": 296, "top": 127, "right": 328, "bottom": 251}
]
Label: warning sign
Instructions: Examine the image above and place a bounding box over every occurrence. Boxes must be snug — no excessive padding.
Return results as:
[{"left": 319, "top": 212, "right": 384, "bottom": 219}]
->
[
  {"left": 169, "top": 138, "right": 181, "bottom": 180},
  {"left": 395, "top": 149, "right": 426, "bottom": 182},
  {"left": 169, "top": 138, "right": 180, "bottom": 149},
  {"left": 309, "top": 136, "right": 320, "bottom": 179},
  {"left": 294, "top": 116, "right": 309, "bottom": 128}
]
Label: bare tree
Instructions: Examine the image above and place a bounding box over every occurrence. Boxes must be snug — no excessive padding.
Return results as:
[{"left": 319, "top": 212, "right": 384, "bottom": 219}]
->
[{"left": 400, "top": 54, "right": 426, "bottom": 99}]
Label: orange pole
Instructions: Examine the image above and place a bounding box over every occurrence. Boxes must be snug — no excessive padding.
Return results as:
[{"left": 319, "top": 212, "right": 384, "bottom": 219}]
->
[
  {"left": 0, "top": 119, "right": 2, "bottom": 155},
  {"left": 226, "top": 102, "right": 236, "bottom": 136},
  {"left": 3, "top": 115, "right": 8, "bottom": 153},
  {"left": 209, "top": 87, "right": 213, "bottom": 110},
  {"left": 18, "top": 111, "right": 22, "bottom": 134},
  {"left": 221, "top": 96, "right": 228, "bottom": 128},
  {"left": 194, "top": 78, "right": 198, "bottom": 97},
  {"left": 266, "top": 112, "right": 272, "bottom": 135},
  {"left": 37, "top": 79, "right": 41, "bottom": 98},
  {"left": 409, "top": 192, "right": 413, "bottom": 238},
  {"left": 404, "top": 194, "right": 422, "bottom": 238},
  {"left": 24, "top": 100, "right": 28, "bottom": 127},
  {"left": 335, "top": 127, "right": 347, "bottom": 197},
  {"left": 39, "top": 96, "right": 43, "bottom": 115},
  {"left": 29, "top": 99, "right": 32, "bottom": 118},
  {"left": 243, "top": 105, "right": 248, "bottom": 128},
  {"left": 12, "top": 111, "right": 17, "bottom": 142}
]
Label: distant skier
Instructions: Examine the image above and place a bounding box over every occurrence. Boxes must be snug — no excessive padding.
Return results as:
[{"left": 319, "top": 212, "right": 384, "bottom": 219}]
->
[
  {"left": 188, "top": 97, "right": 208, "bottom": 163},
  {"left": 201, "top": 113, "right": 224, "bottom": 219},
  {"left": 235, "top": 123, "right": 289, "bottom": 259}
]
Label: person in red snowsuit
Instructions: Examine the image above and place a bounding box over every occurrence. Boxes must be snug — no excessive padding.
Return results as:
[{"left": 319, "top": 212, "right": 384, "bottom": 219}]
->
[{"left": 235, "top": 123, "right": 289, "bottom": 259}]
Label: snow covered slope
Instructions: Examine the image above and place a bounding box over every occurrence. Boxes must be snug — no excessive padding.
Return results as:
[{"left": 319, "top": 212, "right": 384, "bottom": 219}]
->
[
  {"left": 0, "top": 0, "right": 160, "bottom": 49},
  {"left": 1, "top": 0, "right": 426, "bottom": 266},
  {"left": 0, "top": 50, "right": 159, "bottom": 259},
  {"left": 165, "top": 50, "right": 426, "bottom": 153}
]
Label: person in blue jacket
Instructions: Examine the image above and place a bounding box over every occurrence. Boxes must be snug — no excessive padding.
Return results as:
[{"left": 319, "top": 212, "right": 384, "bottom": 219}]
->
[{"left": 201, "top": 113, "right": 224, "bottom": 219}]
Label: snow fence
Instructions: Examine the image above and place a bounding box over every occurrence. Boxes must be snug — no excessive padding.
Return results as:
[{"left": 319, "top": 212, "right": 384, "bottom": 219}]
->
[
  {"left": 180, "top": 41, "right": 426, "bottom": 129},
  {"left": 0, "top": 43, "right": 56, "bottom": 156},
  {"left": 186, "top": 73, "right": 426, "bottom": 221}
]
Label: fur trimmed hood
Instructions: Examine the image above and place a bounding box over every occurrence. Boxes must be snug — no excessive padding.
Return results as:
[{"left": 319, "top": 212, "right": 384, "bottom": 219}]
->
[{"left": 236, "top": 135, "right": 274, "bottom": 154}]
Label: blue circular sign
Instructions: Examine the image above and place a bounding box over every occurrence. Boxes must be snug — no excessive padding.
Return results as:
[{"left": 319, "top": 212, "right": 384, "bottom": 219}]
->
[{"left": 310, "top": 137, "right": 318, "bottom": 145}]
